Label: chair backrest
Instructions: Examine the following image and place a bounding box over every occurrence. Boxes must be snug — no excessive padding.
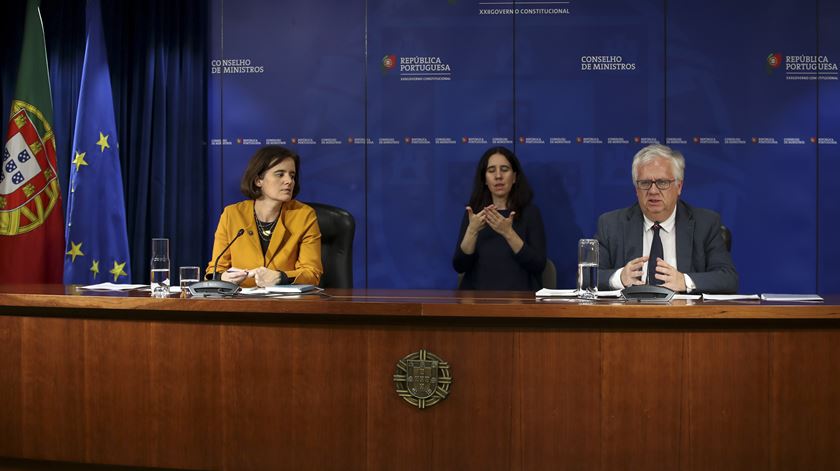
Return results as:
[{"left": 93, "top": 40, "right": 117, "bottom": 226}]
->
[
  {"left": 457, "top": 258, "right": 557, "bottom": 290},
  {"left": 306, "top": 202, "right": 355, "bottom": 289},
  {"left": 720, "top": 224, "right": 732, "bottom": 252}
]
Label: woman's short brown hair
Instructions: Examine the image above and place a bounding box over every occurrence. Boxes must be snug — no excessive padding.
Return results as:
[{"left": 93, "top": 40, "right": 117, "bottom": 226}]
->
[{"left": 240, "top": 146, "right": 301, "bottom": 199}]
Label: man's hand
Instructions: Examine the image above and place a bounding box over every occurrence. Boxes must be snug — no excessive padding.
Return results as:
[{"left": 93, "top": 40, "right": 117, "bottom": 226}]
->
[
  {"left": 652, "top": 258, "right": 687, "bottom": 292},
  {"left": 620, "top": 256, "right": 648, "bottom": 287}
]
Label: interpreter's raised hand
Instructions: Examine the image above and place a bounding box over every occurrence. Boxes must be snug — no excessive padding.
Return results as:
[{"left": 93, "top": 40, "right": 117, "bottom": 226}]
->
[
  {"left": 465, "top": 206, "right": 487, "bottom": 235},
  {"left": 250, "top": 266, "right": 282, "bottom": 288},
  {"left": 620, "top": 256, "right": 647, "bottom": 287},
  {"left": 220, "top": 268, "right": 249, "bottom": 284},
  {"left": 484, "top": 206, "right": 515, "bottom": 237},
  {"left": 653, "top": 258, "right": 687, "bottom": 292}
]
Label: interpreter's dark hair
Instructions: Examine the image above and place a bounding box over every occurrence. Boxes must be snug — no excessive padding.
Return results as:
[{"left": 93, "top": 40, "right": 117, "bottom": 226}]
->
[
  {"left": 240, "top": 146, "right": 301, "bottom": 199},
  {"left": 467, "top": 146, "right": 533, "bottom": 219}
]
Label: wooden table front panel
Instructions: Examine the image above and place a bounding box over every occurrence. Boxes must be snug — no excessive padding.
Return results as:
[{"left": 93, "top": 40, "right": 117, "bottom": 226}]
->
[
  {"left": 1, "top": 312, "right": 839, "bottom": 470},
  {"left": 770, "top": 331, "right": 840, "bottom": 470},
  {"left": 515, "top": 330, "right": 601, "bottom": 471},
  {"left": 0, "top": 316, "right": 22, "bottom": 458},
  {"left": 684, "top": 332, "right": 770, "bottom": 471}
]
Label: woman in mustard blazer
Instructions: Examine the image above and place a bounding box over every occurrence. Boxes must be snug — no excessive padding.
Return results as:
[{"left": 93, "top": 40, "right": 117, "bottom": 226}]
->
[{"left": 205, "top": 146, "right": 323, "bottom": 287}]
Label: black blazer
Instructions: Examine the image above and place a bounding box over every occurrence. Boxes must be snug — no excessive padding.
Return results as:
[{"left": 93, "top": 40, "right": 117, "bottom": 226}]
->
[{"left": 595, "top": 200, "right": 738, "bottom": 293}]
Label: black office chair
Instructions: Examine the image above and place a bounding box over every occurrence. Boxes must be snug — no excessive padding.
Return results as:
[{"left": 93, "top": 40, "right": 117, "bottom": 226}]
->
[
  {"left": 457, "top": 258, "right": 556, "bottom": 289},
  {"left": 307, "top": 202, "right": 355, "bottom": 289},
  {"left": 720, "top": 225, "right": 732, "bottom": 252}
]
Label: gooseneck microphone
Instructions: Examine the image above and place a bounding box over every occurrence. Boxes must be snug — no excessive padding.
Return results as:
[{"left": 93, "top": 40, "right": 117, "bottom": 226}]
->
[
  {"left": 188, "top": 228, "right": 246, "bottom": 297},
  {"left": 212, "top": 228, "right": 246, "bottom": 279}
]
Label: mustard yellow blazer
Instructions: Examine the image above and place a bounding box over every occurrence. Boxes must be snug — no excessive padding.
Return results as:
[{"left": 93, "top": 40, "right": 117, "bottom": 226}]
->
[{"left": 205, "top": 199, "right": 323, "bottom": 287}]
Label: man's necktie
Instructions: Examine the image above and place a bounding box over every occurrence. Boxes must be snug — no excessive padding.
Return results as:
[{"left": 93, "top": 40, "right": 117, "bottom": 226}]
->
[{"left": 647, "top": 222, "right": 663, "bottom": 285}]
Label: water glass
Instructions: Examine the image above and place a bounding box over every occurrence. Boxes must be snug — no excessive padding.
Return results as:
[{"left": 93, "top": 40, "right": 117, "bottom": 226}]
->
[
  {"left": 150, "top": 238, "right": 170, "bottom": 298},
  {"left": 179, "top": 266, "right": 200, "bottom": 295},
  {"left": 577, "top": 239, "right": 599, "bottom": 299}
]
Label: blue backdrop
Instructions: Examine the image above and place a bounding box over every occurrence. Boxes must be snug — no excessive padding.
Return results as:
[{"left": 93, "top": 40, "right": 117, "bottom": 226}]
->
[{"left": 208, "top": 0, "right": 839, "bottom": 293}]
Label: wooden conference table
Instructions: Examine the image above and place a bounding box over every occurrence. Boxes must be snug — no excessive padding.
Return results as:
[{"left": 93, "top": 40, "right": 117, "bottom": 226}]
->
[{"left": 1, "top": 285, "right": 839, "bottom": 470}]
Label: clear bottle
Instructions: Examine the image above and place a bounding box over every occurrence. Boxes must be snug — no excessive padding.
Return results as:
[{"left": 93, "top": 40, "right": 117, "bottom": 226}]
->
[{"left": 150, "top": 238, "right": 170, "bottom": 298}]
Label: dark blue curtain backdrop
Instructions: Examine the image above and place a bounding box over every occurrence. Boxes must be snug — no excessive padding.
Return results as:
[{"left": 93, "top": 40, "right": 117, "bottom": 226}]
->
[
  {"left": 1, "top": 0, "right": 209, "bottom": 283},
  {"left": 209, "top": 0, "right": 839, "bottom": 293}
]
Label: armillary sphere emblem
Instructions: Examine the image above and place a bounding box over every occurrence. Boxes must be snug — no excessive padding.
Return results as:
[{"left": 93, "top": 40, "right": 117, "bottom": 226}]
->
[{"left": 393, "top": 349, "right": 451, "bottom": 409}]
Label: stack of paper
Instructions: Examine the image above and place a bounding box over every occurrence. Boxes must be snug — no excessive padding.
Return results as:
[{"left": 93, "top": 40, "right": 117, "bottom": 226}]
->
[
  {"left": 535, "top": 288, "right": 578, "bottom": 297},
  {"left": 702, "top": 294, "right": 761, "bottom": 301},
  {"left": 673, "top": 294, "right": 701, "bottom": 300},
  {"left": 760, "top": 293, "right": 823, "bottom": 302},
  {"left": 535, "top": 289, "right": 622, "bottom": 298},
  {"left": 80, "top": 282, "right": 147, "bottom": 291},
  {"left": 240, "top": 284, "right": 322, "bottom": 297}
]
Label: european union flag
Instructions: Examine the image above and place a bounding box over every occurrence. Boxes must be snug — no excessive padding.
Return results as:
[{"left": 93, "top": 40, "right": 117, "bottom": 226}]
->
[{"left": 64, "top": 0, "right": 131, "bottom": 284}]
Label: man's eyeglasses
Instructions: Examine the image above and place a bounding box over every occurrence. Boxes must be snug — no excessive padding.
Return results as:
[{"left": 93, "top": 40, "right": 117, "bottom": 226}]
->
[{"left": 636, "top": 179, "right": 675, "bottom": 190}]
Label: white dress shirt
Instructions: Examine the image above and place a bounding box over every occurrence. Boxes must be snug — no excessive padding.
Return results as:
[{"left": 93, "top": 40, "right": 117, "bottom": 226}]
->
[{"left": 609, "top": 206, "right": 696, "bottom": 292}]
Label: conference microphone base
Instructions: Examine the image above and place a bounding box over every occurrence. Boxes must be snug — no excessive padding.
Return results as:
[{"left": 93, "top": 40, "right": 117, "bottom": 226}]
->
[
  {"left": 188, "top": 280, "right": 241, "bottom": 297},
  {"left": 621, "top": 285, "right": 675, "bottom": 303}
]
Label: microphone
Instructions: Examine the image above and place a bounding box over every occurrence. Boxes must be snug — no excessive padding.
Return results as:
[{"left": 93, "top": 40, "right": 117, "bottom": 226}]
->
[
  {"left": 212, "top": 228, "right": 245, "bottom": 279},
  {"left": 188, "top": 228, "right": 246, "bottom": 297}
]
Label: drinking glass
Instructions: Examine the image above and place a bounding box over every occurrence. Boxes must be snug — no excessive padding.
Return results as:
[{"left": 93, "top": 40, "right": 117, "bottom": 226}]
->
[
  {"left": 577, "top": 239, "right": 599, "bottom": 299},
  {"left": 179, "top": 266, "right": 200, "bottom": 296}
]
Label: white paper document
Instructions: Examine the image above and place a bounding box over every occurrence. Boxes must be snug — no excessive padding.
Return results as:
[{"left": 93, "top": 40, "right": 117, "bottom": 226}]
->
[
  {"left": 760, "top": 293, "right": 824, "bottom": 302},
  {"left": 80, "top": 282, "right": 147, "bottom": 291},
  {"left": 535, "top": 288, "right": 577, "bottom": 297},
  {"left": 133, "top": 286, "right": 181, "bottom": 293},
  {"left": 535, "top": 289, "right": 622, "bottom": 298},
  {"left": 266, "top": 284, "right": 319, "bottom": 293},
  {"left": 701, "top": 294, "right": 761, "bottom": 301},
  {"left": 673, "top": 294, "right": 702, "bottom": 300},
  {"left": 241, "top": 284, "right": 321, "bottom": 296}
]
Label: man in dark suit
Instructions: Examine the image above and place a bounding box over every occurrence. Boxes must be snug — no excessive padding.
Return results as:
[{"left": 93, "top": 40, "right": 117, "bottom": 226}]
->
[{"left": 596, "top": 145, "right": 738, "bottom": 293}]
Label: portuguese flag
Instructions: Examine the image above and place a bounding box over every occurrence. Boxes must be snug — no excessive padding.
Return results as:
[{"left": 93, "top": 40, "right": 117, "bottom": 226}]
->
[{"left": 0, "top": 0, "right": 64, "bottom": 284}]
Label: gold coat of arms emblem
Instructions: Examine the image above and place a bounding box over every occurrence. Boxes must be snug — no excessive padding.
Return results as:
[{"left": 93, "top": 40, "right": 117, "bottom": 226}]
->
[{"left": 393, "top": 349, "right": 451, "bottom": 409}]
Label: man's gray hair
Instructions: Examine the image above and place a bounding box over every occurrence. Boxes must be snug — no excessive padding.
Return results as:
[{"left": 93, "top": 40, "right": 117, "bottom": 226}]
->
[{"left": 631, "top": 144, "right": 685, "bottom": 183}]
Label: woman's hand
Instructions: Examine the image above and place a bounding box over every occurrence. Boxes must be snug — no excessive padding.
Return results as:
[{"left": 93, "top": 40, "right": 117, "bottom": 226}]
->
[
  {"left": 484, "top": 206, "right": 516, "bottom": 237},
  {"left": 460, "top": 206, "right": 488, "bottom": 255},
  {"left": 250, "top": 267, "right": 282, "bottom": 287},
  {"left": 220, "top": 268, "right": 249, "bottom": 284},
  {"left": 465, "top": 206, "right": 487, "bottom": 235},
  {"left": 484, "top": 207, "right": 524, "bottom": 253}
]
